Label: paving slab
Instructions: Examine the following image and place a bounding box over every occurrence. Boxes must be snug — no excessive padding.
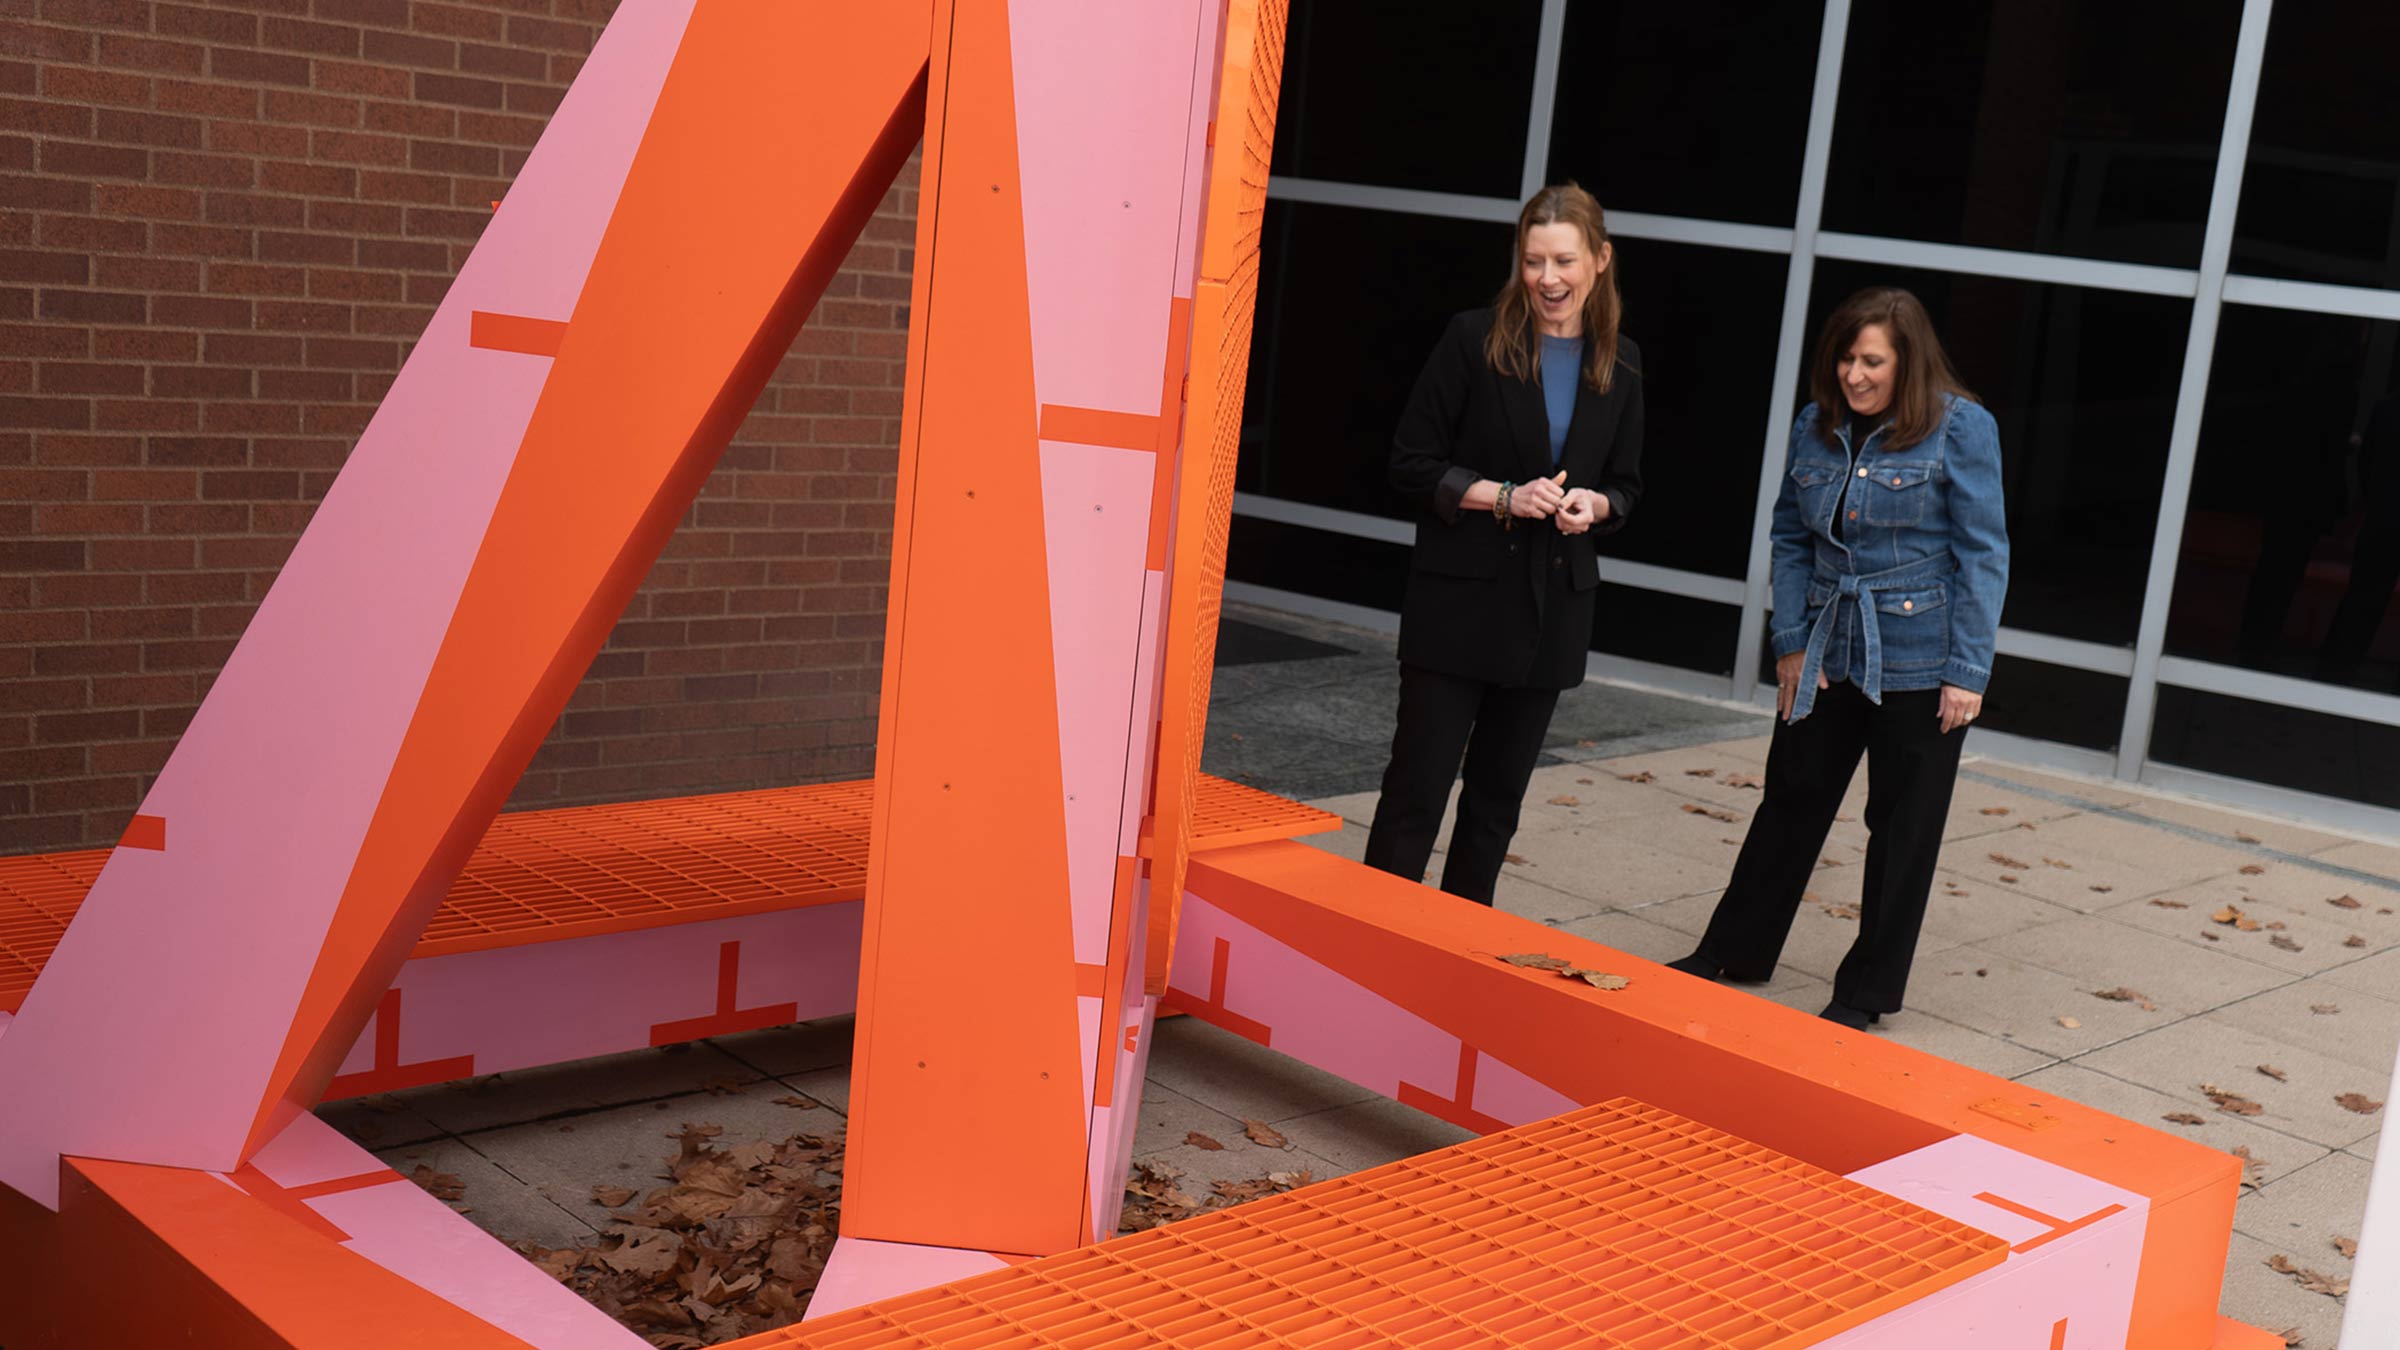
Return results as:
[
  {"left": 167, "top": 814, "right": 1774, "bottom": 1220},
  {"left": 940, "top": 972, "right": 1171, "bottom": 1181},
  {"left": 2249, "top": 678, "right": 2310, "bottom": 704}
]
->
[
  {"left": 2071, "top": 1015, "right": 2388, "bottom": 1152},
  {"left": 1874, "top": 1011, "right": 2060, "bottom": 1081},
  {"left": 1128, "top": 1081, "right": 1345, "bottom": 1200},
  {"left": 1500, "top": 826, "right": 1731, "bottom": 912},
  {"left": 707, "top": 1017, "right": 857, "bottom": 1078},
  {"left": 317, "top": 1094, "right": 447, "bottom": 1152},
  {"left": 1975, "top": 914, "right": 2292, "bottom": 1017},
  {"left": 2220, "top": 1230, "right": 2349, "bottom": 1350},
  {"left": 372, "top": 1133, "right": 599, "bottom": 1251},
  {"left": 2317, "top": 943, "right": 2400, "bottom": 999},
  {"left": 2208, "top": 981, "right": 2400, "bottom": 1077},
  {"left": 2013, "top": 1063, "right": 2333, "bottom": 1189},
  {"left": 2235, "top": 1150, "right": 2373, "bottom": 1275},
  {"left": 2100, "top": 882, "right": 2395, "bottom": 979},
  {"left": 1266, "top": 1095, "right": 1476, "bottom": 1174},
  {"left": 1902, "top": 948, "right": 2184, "bottom": 1059}
]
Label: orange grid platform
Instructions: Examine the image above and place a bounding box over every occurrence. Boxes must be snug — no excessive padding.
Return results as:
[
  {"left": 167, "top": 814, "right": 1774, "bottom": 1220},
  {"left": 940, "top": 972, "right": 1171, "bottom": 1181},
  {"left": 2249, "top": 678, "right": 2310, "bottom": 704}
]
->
[
  {"left": 754, "top": 1097, "right": 2009, "bottom": 1349},
  {"left": 0, "top": 773, "right": 1337, "bottom": 1015}
]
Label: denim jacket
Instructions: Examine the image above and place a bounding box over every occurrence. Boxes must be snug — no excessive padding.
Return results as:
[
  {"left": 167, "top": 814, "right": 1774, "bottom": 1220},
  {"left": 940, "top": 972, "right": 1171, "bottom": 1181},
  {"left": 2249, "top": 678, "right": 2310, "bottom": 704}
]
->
[{"left": 1769, "top": 394, "right": 2009, "bottom": 721}]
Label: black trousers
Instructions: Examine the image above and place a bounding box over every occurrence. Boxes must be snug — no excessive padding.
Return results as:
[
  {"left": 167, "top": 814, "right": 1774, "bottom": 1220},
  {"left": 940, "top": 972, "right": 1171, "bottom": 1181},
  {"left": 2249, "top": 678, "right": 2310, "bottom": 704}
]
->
[
  {"left": 1692, "top": 680, "right": 1965, "bottom": 1012},
  {"left": 1364, "top": 664, "right": 1561, "bottom": 906}
]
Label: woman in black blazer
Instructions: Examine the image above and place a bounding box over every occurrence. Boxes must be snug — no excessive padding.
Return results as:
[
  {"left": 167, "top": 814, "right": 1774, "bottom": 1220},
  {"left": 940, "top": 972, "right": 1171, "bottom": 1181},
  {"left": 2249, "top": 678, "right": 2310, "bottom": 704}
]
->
[{"left": 1364, "top": 183, "right": 1645, "bottom": 905}]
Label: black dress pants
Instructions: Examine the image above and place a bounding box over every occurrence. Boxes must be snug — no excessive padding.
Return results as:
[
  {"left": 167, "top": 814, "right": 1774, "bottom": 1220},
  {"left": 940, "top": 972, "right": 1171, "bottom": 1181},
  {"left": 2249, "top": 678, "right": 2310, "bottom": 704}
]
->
[
  {"left": 1691, "top": 680, "right": 1965, "bottom": 1013},
  {"left": 1364, "top": 664, "right": 1561, "bottom": 906}
]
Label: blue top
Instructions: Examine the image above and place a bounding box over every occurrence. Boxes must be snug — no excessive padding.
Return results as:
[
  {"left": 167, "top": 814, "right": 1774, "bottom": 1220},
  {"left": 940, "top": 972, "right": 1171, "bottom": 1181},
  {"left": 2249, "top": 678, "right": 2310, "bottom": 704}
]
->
[{"left": 1539, "top": 334, "right": 1583, "bottom": 464}]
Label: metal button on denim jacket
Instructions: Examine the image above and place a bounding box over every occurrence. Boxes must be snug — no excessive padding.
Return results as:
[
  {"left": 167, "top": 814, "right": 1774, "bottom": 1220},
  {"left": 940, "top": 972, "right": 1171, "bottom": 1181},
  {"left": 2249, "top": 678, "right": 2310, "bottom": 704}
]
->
[{"left": 1767, "top": 394, "right": 2009, "bottom": 721}]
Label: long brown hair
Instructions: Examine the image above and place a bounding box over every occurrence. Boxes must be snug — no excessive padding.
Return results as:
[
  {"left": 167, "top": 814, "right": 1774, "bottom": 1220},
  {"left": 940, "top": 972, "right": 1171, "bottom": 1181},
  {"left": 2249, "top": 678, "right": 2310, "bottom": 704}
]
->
[
  {"left": 1810, "top": 286, "right": 1976, "bottom": 451},
  {"left": 1485, "top": 182, "right": 1624, "bottom": 394}
]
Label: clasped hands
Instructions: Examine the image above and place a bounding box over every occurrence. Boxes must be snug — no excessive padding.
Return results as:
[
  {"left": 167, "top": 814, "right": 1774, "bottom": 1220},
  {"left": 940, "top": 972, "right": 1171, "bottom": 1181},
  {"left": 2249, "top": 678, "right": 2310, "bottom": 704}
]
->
[
  {"left": 1773, "top": 651, "right": 1984, "bottom": 732},
  {"left": 1506, "top": 471, "right": 1608, "bottom": 534}
]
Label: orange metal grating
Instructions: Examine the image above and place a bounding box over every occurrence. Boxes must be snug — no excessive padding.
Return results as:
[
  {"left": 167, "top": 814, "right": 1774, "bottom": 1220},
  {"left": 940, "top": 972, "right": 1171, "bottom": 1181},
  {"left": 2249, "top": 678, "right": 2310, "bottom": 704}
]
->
[
  {"left": 743, "top": 1097, "right": 2006, "bottom": 1349},
  {"left": 0, "top": 773, "right": 1330, "bottom": 1012}
]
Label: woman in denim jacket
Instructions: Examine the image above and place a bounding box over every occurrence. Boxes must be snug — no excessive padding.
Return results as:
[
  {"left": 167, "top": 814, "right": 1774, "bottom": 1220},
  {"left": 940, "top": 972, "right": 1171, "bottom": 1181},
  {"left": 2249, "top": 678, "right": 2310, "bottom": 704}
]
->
[{"left": 1669, "top": 287, "right": 2008, "bottom": 1030}]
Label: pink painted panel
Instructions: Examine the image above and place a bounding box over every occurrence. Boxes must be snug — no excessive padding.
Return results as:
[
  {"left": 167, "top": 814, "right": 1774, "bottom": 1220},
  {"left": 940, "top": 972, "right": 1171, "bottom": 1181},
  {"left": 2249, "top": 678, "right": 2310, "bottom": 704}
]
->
[
  {"left": 1168, "top": 895, "right": 1459, "bottom": 1101},
  {"left": 247, "top": 1111, "right": 388, "bottom": 1190},
  {"left": 1076, "top": 993, "right": 1102, "bottom": 1113},
  {"left": 0, "top": 0, "right": 702, "bottom": 1208},
  {"left": 313, "top": 1175, "right": 648, "bottom": 1348},
  {"left": 1827, "top": 1135, "right": 2148, "bottom": 1348},
  {"left": 1037, "top": 442, "right": 1158, "bottom": 968},
  {"left": 1008, "top": 0, "right": 1204, "bottom": 415},
  {"left": 1469, "top": 1049, "right": 1580, "bottom": 1127},
  {"left": 359, "top": 907, "right": 863, "bottom": 1081},
  {"left": 1172, "top": 0, "right": 1229, "bottom": 297},
  {"left": 805, "top": 1236, "right": 1008, "bottom": 1322}
]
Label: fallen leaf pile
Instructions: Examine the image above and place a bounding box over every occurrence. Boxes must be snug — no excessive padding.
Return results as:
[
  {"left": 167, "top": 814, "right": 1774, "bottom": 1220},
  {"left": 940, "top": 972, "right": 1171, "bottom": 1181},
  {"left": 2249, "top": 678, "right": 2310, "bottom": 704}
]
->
[
  {"left": 410, "top": 1164, "right": 467, "bottom": 1204},
  {"left": 2265, "top": 1253, "right": 2349, "bottom": 1298},
  {"left": 2213, "top": 904, "right": 2263, "bottom": 933},
  {"left": 518, "top": 1122, "right": 842, "bottom": 1346},
  {"left": 1120, "top": 1159, "right": 1313, "bottom": 1233},
  {"left": 1498, "top": 952, "right": 1632, "bottom": 990},
  {"left": 2201, "top": 1083, "right": 2264, "bottom": 1116}
]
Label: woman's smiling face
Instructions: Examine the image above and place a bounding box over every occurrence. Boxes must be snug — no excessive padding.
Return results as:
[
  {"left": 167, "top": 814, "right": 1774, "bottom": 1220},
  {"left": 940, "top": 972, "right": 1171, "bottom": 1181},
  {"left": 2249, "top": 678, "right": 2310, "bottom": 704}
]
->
[{"left": 1522, "top": 221, "right": 1604, "bottom": 337}]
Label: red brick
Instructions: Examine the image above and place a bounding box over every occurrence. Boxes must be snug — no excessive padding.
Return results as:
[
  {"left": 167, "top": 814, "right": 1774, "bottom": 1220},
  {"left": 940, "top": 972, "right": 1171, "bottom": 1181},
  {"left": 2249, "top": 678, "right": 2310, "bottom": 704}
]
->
[
  {"left": 208, "top": 46, "right": 312, "bottom": 87},
  {"left": 363, "top": 28, "right": 453, "bottom": 68},
  {"left": 155, "top": 78, "right": 262, "bottom": 119},
  {"left": 261, "top": 15, "right": 356, "bottom": 56}
]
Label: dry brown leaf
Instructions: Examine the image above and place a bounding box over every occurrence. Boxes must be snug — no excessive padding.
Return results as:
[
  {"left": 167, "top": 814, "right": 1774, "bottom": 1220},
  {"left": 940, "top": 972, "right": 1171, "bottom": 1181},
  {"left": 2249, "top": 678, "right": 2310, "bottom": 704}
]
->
[
  {"left": 2235, "top": 832, "right": 2262, "bottom": 844},
  {"left": 592, "top": 1185, "right": 638, "bottom": 1208},
  {"left": 409, "top": 1165, "right": 465, "bottom": 1202},
  {"left": 2201, "top": 1083, "right": 2264, "bottom": 1116},
  {"left": 702, "top": 1075, "right": 746, "bottom": 1096},
  {"left": 601, "top": 1228, "right": 683, "bottom": 1277},
  {"left": 2240, "top": 864, "right": 2266, "bottom": 876},
  {"left": 1725, "top": 773, "right": 1764, "bottom": 789},
  {"left": 2093, "top": 986, "right": 2160, "bottom": 1012},
  {"left": 1547, "top": 794, "right": 1581, "bottom": 807},
  {"left": 1617, "top": 770, "right": 1655, "bottom": 783},
  {"left": 2257, "top": 1064, "right": 2288, "bottom": 1083},
  {"left": 2149, "top": 898, "right": 2188, "bottom": 909},
  {"left": 1817, "top": 854, "right": 1844, "bottom": 868},
  {"left": 1184, "top": 1131, "right": 1224, "bottom": 1151},
  {"left": 2056, "top": 1016, "right": 2081, "bottom": 1029},
  {"left": 1999, "top": 875, "right": 2021, "bottom": 884},
  {"left": 1576, "top": 777, "right": 1594, "bottom": 785},
  {"left": 1503, "top": 853, "right": 1531, "bottom": 866},
  {"left": 1680, "top": 802, "right": 1740, "bottom": 823},
  {"left": 2266, "top": 920, "right": 2288, "bottom": 930},
  {"left": 1499, "top": 952, "right": 1569, "bottom": 971},
  {"left": 2265, "top": 1253, "right": 2350, "bottom": 1297},
  {"left": 1979, "top": 806, "right": 2011, "bottom": 816},
  {"left": 2345, "top": 935, "right": 2368, "bottom": 948},
  {"left": 2312, "top": 1003, "right": 2342, "bottom": 1015},
  {"left": 1210, "top": 1177, "right": 1276, "bottom": 1204},
  {"left": 2270, "top": 934, "right": 2303, "bottom": 953},
  {"left": 2090, "top": 884, "right": 2114, "bottom": 894},
  {"left": 1683, "top": 767, "right": 1716, "bottom": 778},
  {"left": 2328, "top": 894, "right": 2364, "bottom": 910},
  {"left": 769, "top": 1095, "right": 818, "bottom": 1110},
  {"left": 2335, "top": 1236, "right": 2359, "bottom": 1259},
  {"left": 2336, "top": 1092, "right": 2385, "bottom": 1115},
  {"left": 1990, "top": 852, "right": 2030, "bottom": 869},
  {"left": 2162, "top": 1112, "right": 2207, "bottom": 1126},
  {"left": 1243, "top": 1119, "right": 1289, "bottom": 1149},
  {"left": 1575, "top": 738, "right": 1599, "bottom": 748},
  {"left": 1267, "top": 1170, "right": 1314, "bottom": 1190},
  {"left": 2201, "top": 931, "right": 2221, "bottom": 941},
  {"left": 1568, "top": 969, "right": 1631, "bottom": 990},
  {"left": 2232, "top": 1145, "right": 2268, "bottom": 1189},
  {"left": 2043, "top": 858, "right": 2073, "bottom": 870}
]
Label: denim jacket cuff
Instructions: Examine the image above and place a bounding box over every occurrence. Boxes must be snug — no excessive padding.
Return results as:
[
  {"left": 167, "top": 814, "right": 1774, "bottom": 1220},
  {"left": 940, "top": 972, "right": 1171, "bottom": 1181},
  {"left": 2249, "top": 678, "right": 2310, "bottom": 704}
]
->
[
  {"left": 1770, "top": 626, "right": 1810, "bottom": 660},
  {"left": 1941, "top": 657, "right": 1992, "bottom": 693}
]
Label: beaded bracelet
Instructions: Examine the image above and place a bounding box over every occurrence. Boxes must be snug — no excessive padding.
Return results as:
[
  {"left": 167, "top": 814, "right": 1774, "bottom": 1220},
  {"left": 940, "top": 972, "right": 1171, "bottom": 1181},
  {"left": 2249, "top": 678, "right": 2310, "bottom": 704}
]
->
[{"left": 1495, "top": 480, "right": 1514, "bottom": 528}]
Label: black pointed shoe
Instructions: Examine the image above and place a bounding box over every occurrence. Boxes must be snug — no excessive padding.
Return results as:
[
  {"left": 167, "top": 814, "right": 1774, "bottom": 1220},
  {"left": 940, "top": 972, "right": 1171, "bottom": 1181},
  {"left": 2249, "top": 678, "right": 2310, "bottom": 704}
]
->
[
  {"left": 1664, "top": 952, "right": 1719, "bottom": 979},
  {"left": 1818, "top": 999, "right": 1881, "bottom": 1030}
]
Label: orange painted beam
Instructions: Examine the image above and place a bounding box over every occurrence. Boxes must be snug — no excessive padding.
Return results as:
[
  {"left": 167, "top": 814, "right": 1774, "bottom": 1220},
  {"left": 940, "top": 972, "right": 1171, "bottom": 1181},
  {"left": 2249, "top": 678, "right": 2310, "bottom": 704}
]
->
[
  {"left": 843, "top": 0, "right": 1089, "bottom": 1257},
  {"left": 238, "top": 2, "right": 931, "bottom": 1160}
]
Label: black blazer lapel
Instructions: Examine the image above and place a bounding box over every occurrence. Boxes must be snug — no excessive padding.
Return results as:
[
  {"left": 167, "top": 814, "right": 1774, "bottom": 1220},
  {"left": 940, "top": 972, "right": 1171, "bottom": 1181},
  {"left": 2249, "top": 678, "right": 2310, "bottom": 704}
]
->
[
  {"left": 1498, "top": 366, "right": 1556, "bottom": 482},
  {"left": 1557, "top": 381, "right": 1618, "bottom": 487}
]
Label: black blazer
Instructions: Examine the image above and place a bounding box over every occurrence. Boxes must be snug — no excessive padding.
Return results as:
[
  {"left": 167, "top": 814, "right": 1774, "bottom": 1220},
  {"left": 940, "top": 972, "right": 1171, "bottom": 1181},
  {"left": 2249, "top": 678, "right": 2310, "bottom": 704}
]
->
[{"left": 1388, "top": 307, "right": 1645, "bottom": 689}]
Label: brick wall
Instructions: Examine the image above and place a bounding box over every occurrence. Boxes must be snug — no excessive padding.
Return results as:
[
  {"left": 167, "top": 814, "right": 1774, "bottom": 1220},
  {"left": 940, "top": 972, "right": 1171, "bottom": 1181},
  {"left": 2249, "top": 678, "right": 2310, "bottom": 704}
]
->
[{"left": 0, "top": 0, "right": 915, "bottom": 854}]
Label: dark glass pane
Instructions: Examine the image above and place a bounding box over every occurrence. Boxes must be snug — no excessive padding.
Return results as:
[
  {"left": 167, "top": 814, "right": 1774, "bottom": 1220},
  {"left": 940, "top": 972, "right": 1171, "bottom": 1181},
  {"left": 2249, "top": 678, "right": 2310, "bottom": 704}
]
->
[
  {"left": 2234, "top": 6, "right": 2400, "bottom": 287},
  {"left": 1804, "top": 261, "right": 2187, "bottom": 647},
  {"left": 2164, "top": 306, "right": 2400, "bottom": 693},
  {"left": 1544, "top": 1, "right": 1822, "bottom": 225},
  {"left": 1241, "top": 200, "right": 1513, "bottom": 517},
  {"left": 1224, "top": 516, "right": 1409, "bottom": 614},
  {"left": 1976, "top": 656, "right": 2125, "bottom": 751},
  {"left": 1592, "top": 588, "right": 1738, "bottom": 677},
  {"left": 1825, "top": 1, "right": 2241, "bottom": 268},
  {"left": 1270, "top": 0, "right": 1542, "bottom": 197},
  {"left": 2151, "top": 686, "right": 2400, "bottom": 810},
  {"left": 1607, "top": 238, "right": 1785, "bottom": 579}
]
